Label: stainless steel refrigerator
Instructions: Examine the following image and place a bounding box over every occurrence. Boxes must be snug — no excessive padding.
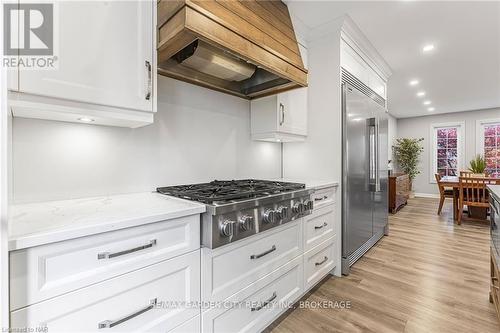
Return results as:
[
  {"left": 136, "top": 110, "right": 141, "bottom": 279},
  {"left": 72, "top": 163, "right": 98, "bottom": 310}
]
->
[{"left": 341, "top": 74, "right": 389, "bottom": 275}]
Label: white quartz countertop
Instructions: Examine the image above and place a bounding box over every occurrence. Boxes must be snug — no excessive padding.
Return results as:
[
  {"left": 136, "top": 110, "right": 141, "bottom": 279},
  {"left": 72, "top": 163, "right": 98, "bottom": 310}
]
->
[
  {"left": 488, "top": 185, "right": 500, "bottom": 202},
  {"left": 268, "top": 178, "right": 339, "bottom": 190},
  {"left": 9, "top": 192, "right": 206, "bottom": 251}
]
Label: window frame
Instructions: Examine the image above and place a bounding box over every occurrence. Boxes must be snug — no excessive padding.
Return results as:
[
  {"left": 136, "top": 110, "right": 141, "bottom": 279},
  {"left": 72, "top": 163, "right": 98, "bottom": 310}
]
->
[
  {"left": 476, "top": 118, "right": 500, "bottom": 176},
  {"left": 429, "top": 121, "right": 465, "bottom": 183}
]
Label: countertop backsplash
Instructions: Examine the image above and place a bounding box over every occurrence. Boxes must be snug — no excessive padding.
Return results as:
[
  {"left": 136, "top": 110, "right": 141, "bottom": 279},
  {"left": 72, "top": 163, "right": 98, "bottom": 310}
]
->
[{"left": 11, "top": 76, "right": 282, "bottom": 204}]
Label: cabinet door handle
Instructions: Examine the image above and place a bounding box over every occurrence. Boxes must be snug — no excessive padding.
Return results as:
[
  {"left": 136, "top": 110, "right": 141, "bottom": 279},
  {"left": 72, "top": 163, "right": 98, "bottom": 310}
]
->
[
  {"left": 279, "top": 103, "right": 285, "bottom": 126},
  {"left": 251, "top": 292, "right": 277, "bottom": 312},
  {"left": 315, "top": 222, "right": 328, "bottom": 230},
  {"left": 315, "top": 256, "right": 328, "bottom": 266},
  {"left": 250, "top": 245, "right": 276, "bottom": 259},
  {"left": 314, "top": 196, "right": 328, "bottom": 202},
  {"left": 98, "top": 298, "right": 157, "bottom": 329},
  {"left": 145, "top": 60, "right": 152, "bottom": 100},
  {"left": 98, "top": 239, "right": 157, "bottom": 260}
]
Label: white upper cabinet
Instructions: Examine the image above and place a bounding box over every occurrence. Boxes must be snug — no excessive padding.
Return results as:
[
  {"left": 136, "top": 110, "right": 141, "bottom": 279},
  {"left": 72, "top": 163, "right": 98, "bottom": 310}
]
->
[
  {"left": 341, "top": 39, "right": 388, "bottom": 100},
  {"left": 340, "top": 43, "right": 369, "bottom": 84},
  {"left": 251, "top": 45, "right": 308, "bottom": 142},
  {"left": 8, "top": 0, "right": 156, "bottom": 128}
]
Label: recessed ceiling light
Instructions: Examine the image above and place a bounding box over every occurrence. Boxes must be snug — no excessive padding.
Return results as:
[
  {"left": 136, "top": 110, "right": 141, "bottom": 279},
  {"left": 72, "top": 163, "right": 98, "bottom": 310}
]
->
[
  {"left": 417, "top": 91, "right": 426, "bottom": 97},
  {"left": 422, "top": 44, "right": 435, "bottom": 52},
  {"left": 409, "top": 79, "right": 419, "bottom": 86},
  {"left": 78, "top": 117, "right": 95, "bottom": 123},
  {"left": 423, "top": 100, "right": 432, "bottom": 105},
  {"left": 428, "top": 107, "right": 435, "bottom": 111}
]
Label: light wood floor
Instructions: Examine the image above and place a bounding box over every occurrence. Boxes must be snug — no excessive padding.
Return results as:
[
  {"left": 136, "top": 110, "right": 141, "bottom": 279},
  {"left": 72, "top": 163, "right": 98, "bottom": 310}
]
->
[{"left": 269, "top": 197, "right": 499, "bottom": 333}]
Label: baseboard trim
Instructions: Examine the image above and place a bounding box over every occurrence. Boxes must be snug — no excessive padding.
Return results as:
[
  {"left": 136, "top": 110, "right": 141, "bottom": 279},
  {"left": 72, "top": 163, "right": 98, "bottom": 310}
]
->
[{"left": 414, "top": 192, "right": 440, "bottom": 198}]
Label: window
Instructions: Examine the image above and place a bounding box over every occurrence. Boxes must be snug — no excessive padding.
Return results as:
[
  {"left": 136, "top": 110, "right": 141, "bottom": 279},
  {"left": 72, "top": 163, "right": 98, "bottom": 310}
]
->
[
  {"left": 477, "top": 119, "right": 500, "bottom": 178},
  {"left": 430, "top": 122, "right": 464, "bottom": 182}
]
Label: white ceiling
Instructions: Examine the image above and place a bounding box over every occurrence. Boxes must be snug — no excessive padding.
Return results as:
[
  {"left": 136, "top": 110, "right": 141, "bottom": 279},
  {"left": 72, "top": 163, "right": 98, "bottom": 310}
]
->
[{"left": 286, "top": 1, "right": 500, "bottom": 118}]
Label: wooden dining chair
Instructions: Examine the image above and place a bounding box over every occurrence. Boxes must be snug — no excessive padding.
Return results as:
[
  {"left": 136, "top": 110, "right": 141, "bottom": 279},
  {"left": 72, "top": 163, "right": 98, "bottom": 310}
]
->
[
  {"left": 460, "top": 170, "right": 474, "bottom": 177},
  {"left": 435, "top": 174, "right": 454, "bottom": 215},
  {"left": 457, "top": 177, "right": 500, "bottom": 224}
]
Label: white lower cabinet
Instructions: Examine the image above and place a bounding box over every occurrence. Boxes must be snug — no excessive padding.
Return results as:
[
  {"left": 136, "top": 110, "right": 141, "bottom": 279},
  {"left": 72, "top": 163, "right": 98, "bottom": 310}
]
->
[
  {"left": 10, "top": 251, "right": 201, "bottom": 332},
  {"left": 170, "top": 315, "right": 201, "bottom": 333},
  {"left": 10, "top": 215, "right": 200, "bottom": 310},
  {"left": 304, "top": 236, "right": 337, "bottom": 292},
  {"left": 201, "top": 193, "right": 339, "bottom": 333},
  {"left": 202, "top": 256, "right": 303, "bottom": 333},
  {"left": 202, "top": 221, "right": 302, "bottom": 302},
  {"left": 311, "top": 186, "right": 336, "bottom": 210},
  {"left": 304, "top": 205, "right": 335, "bottom": 251}
]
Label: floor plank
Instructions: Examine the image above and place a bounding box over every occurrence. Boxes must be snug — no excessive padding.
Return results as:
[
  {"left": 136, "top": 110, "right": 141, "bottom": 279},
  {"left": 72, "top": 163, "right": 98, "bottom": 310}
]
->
[{"left": 269, "top": 197, "right": 499, "bottom": 333}]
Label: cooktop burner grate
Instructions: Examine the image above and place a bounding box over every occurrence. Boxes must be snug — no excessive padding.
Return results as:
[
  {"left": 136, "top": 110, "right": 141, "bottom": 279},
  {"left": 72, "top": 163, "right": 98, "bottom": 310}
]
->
[{"left": 157, "top": 179, "right": 305, "bottom": 204}]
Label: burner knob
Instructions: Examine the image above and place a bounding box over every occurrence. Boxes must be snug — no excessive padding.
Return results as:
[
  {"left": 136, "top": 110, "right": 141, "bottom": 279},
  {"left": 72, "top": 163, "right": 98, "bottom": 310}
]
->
[
  {"left": 293, "top": 202, "right": 305, "bottom": 214},
  {"left": 263, "top": 209, "right": 278, "bottom": 224},
  {"left": 278, "top": 206, "right": 289, "bottom": 219},
  {"left": 239, "top": 215, "right": 254, "bottom": 231},
  {"left": 219, "top": 220, "right": 235, "bottom": 237},
  {"left": 304, "top": 200, "right": 314, "bottom": 211}
]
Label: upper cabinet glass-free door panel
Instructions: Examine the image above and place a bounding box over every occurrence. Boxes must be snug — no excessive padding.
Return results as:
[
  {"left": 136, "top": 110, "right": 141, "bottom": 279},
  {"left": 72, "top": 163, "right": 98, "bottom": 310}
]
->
[{"left": 18, "top": 0, "right": 154, "bottom": 113}]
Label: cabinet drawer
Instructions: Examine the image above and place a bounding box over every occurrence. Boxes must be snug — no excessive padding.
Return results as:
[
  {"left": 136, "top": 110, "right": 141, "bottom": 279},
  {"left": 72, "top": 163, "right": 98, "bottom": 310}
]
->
[
  {"left": 304, "top": 205, "right": 335, "bottom": 251},
  {"left": 202, "top": 221, "right": 302, "bottom": 302},
  {"left": 169, "top": 315, "right": 200, "bottom": 333},
  {"left": 10, "top": 215, "right": 199, "bottom": 310},
  {"left": 10, "top": 251, "right": 200, "bottom": 333},
  {"left": 202, "top": 256, "right": 303, "bottom": 333},
  {"left": 304, "top": 236, "right": 337, "bottom": 291},
  {"left": 311, "top": 187, "right": 336, "bottom": 209}
]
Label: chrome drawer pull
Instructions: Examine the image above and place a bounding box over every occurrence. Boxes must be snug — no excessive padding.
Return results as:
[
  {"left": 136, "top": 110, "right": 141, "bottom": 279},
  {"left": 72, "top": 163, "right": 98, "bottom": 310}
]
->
[
  {"left": 314, "top": 195, "right": 328, "bottom": 202},
  {"left": 315, "top": 222, "right": 328, "bottom": 230},
  {"left": 250, "top": 245, "right": 276, "bottom": 259},
  {"left": 315, "top": 256, "right": 328, "bottom": 266},
  {"left": 98, "top": 298, "right": 157, "bottom": 329},
  {"left": 251, "top": 292, "right": 277, "bottom": 312},
  {"left": 145, "top": 60, "right": 152, "bottom": 100},
  {"left": 98, "top": 239, "right": 157, "bottom": 260}
]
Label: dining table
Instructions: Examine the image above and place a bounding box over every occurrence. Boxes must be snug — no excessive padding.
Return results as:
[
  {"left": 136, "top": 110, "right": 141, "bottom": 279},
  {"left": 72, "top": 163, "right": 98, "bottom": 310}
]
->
[{"left": 440, "top": 175, "right": 499, "bottom": 221}]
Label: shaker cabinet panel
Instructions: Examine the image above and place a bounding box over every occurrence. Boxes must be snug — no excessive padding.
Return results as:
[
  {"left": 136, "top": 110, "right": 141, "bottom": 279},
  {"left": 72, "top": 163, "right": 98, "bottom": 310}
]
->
[
  {"left": 18, "top": 0, "right": 154, "bottom": 112},
  {"left": 250, "top": 45, "right": 308, "bottom": 142},
  {"left": 10, "top": 251, "right": 200, "bottom": 333},
  {"left": 341, "top": 39, "right": 387, "bottom": 100},
  {"left": 9, "top": 0, "right": 155, "bottom": 128}
]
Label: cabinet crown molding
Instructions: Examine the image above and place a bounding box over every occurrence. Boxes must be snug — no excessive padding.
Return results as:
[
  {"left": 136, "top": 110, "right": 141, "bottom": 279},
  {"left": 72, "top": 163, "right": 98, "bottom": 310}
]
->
[{"left": 341, "top": 15, "right": 392, "bottom": 80}]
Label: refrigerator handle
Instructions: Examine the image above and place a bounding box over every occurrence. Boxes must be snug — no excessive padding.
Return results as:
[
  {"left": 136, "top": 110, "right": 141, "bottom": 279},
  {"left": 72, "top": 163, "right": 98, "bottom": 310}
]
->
[{"left": 367, "top": 118, "right": 376, "bottom": 192}]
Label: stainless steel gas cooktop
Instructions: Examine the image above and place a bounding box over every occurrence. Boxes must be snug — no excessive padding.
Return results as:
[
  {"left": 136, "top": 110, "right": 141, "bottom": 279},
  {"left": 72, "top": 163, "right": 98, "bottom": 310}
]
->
[{"left": 157, "top": 179, "right": 314, "bottom": 249}]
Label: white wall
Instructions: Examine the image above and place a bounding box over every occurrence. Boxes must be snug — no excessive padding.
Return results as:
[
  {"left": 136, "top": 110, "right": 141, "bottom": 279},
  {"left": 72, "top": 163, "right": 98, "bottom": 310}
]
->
[
  {"left": 283, "top": 22, "right": 342, "bottom": 183},
  {"left": 396, "top": 107, "right": 500, "bottom": 195},
  {"left": 11, "top": 76, "right": 281, "bottom": 203},
  {"left": 282, "top": 18, "right": 343, "bottom": 276}
]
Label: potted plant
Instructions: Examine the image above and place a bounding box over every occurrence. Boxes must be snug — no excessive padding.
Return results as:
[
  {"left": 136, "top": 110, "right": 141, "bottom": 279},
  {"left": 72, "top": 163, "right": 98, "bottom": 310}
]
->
[
  {"left": 468, "top": 154, "right": 487, "bottom": 177},
  {"left": 393, "top": 138, "right": 424, "bottom": 196}
]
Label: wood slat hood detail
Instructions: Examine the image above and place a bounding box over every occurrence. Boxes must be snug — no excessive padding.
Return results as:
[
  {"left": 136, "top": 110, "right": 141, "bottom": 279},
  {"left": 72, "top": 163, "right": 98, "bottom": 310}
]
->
[{"left": 157, "top": 0, "right": 308, "bottom": 99}]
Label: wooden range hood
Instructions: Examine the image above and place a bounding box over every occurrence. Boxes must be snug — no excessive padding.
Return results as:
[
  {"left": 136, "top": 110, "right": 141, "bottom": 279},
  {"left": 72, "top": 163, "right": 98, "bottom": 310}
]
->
[{"left": 157, "top": 0, "right": 308, "bottom": 99}]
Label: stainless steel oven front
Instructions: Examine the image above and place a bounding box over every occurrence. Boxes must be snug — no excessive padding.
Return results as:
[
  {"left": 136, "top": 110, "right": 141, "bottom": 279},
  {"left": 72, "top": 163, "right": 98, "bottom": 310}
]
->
[{"left": 491, "top": 195, "right": 500, "bottom": 256}]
